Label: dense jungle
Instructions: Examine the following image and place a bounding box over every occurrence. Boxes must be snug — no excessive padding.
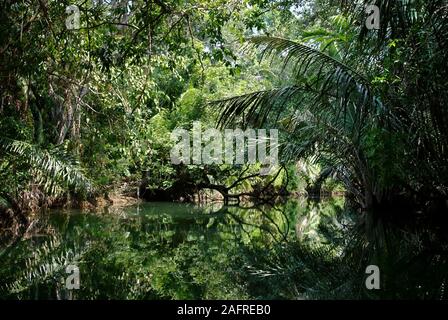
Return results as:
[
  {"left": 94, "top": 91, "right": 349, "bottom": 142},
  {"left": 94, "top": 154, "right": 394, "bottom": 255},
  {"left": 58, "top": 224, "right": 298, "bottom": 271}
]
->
[{"left": 1, "top": 0, "right": 448, "bottom": 300}]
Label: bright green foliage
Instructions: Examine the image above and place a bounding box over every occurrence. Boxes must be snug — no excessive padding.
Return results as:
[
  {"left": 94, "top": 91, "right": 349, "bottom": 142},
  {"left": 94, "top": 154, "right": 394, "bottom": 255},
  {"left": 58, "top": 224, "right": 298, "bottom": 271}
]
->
[{"left": 0, "top": 0, "right": 289, "bottom": 211}]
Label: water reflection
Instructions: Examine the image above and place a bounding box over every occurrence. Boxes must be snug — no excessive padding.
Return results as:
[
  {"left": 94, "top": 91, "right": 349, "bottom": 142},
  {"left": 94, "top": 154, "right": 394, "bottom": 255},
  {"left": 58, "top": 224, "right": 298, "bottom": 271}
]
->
[
  {"left": 1, "top": 198, "right": 447, "bottom": 300},
  {"left": 0, "top": 199, "right": 340, "bottom": 299}
]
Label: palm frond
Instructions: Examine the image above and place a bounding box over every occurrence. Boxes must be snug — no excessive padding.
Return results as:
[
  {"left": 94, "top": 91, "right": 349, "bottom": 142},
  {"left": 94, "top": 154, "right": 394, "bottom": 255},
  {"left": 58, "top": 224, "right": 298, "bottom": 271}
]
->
[
  {"left": 249, "top": 36, "right": 368, "bottom": 84},
  {"left": 0, "top": 138, "right": 93, "bottom": 195},
  {"left": 1, "top": 236, "right": 91, "bottom": 296},
  {"left": 217, "top": 86, "right": 304, "bottom": 127},
  {"left": 0, "top": 195, "right": 9, "bottom": 208},
  {"left": 215, "top": 36, "right": 388, "bottom": 130}
]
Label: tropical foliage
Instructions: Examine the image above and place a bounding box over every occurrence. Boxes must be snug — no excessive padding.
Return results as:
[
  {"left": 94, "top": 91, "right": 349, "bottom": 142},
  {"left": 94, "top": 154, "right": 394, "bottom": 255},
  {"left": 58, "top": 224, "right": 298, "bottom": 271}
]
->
[
  {"left": 1, "top": 0, "right": 448, "bottom": 300},
  {"left": 217, "top": 0, "right": 448, "bottom": 218}
]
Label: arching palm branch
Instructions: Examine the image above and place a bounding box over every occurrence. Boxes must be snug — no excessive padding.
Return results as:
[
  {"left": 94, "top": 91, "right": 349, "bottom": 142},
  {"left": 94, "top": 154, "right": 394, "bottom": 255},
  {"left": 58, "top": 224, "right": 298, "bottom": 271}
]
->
[
  {"left": 0, "top": 138, "right": 92, "bottom": 201},
  {"left": 218, "top": 36, "right": 385, "bottom": 128}
]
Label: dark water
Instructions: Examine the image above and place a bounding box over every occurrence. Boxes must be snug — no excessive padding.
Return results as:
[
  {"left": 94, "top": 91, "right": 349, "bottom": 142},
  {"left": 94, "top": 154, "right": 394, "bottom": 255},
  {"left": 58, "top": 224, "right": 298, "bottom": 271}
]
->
[
  {"left": 1, "top": 198, "right": 447, "bottom": 300},
  {"left": 0, "top": 199, "right": 349, "bottom": 299}
]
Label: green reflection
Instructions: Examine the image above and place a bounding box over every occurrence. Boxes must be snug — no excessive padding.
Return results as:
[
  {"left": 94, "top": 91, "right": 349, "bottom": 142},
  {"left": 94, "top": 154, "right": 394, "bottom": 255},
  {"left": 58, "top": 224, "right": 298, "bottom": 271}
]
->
[{"left": 1, "top": 199, "right": 447, "bottom": 300}]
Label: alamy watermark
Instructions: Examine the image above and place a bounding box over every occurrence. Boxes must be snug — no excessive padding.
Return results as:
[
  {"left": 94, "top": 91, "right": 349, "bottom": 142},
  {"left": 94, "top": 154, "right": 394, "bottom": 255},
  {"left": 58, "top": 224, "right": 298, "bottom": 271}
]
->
[
  {"left": 170, "top": 122, "right": 278, "bottom": 176},
  {"left": 65, "top": 264, "right": 80, "bottom": 290},
  {"left": 365, "top": 265, "right": 380, "bottom": 289},
  {"left": 366, "top": 4, "right": 380, "bottom": 30},
  {"left": 66, "top": 5, "right": 80, "bottom": 30}
]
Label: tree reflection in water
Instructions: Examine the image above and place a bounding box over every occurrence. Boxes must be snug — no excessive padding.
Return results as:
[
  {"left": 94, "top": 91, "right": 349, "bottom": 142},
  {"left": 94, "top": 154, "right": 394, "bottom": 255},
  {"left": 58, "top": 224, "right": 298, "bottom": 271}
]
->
[{"left": 0, "top": 199, "right": 447, "bottom": 299}]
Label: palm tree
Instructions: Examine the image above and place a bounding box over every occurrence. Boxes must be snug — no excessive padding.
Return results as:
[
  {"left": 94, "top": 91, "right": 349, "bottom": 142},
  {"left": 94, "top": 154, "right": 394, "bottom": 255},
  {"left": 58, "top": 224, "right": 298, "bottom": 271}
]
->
[{"left": 215, "top": 0, "right": 448, "bottom": 215}]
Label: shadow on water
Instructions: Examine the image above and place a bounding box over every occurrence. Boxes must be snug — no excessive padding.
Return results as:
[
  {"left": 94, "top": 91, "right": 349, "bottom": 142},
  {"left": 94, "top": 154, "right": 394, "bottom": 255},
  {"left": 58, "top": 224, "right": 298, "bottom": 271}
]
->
[{"left": 0, "top": 198, "right": 447, "bottom": 299}]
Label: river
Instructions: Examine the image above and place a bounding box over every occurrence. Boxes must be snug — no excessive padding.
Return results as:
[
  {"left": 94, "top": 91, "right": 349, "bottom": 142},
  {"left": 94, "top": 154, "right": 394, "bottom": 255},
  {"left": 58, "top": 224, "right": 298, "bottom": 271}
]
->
[{"left": 0, "top": 199, "right": 349, "bottom": 299}]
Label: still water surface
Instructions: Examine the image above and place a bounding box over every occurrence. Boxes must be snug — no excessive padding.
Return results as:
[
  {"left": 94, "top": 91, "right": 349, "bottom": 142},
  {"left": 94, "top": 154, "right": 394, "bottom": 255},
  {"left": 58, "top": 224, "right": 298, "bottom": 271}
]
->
[{"left": 0, "top": 198, "right": 355, "bottom": 299}]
